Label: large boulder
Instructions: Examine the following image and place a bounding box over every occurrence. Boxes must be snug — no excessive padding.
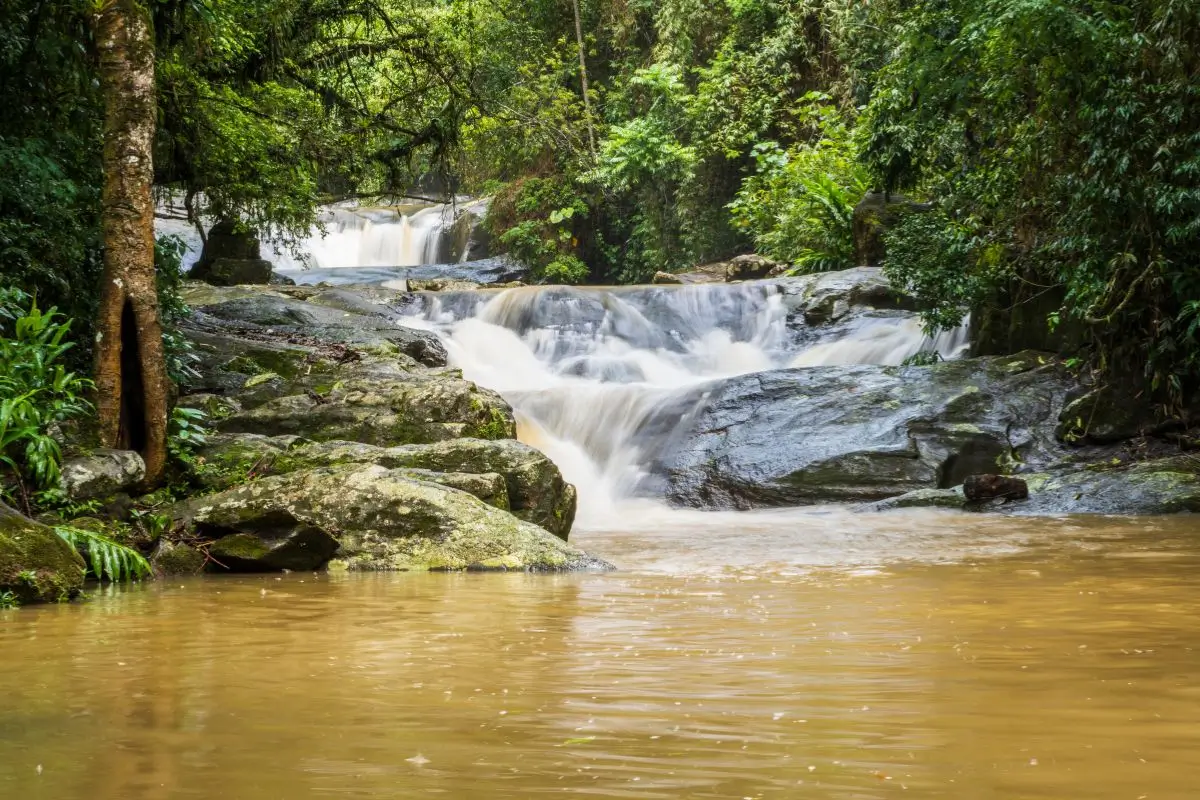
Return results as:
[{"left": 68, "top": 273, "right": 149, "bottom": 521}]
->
[
  {"left": 189, "top": 221, "right": 275, "bottom": 286},
  {"left": 0, "top": 502, "right": 84, "bottom": 604},
  {"left": 196, "top": 435, "right": 576, "bottom": 538},
  {"left": 645, "top": 352, "right": 1071, "bottom": 508},
  {"left": 59, "top": 449, "right": 146, "bottom": 501},
  {"left": 170, "top": 465, "right": 608, "bottom": 572},
  {"left": 725, "top": 254, "right": 782, "bottom": 282},
  {"left": 218, "top": 376, "right": 516, "bottom": 446}
]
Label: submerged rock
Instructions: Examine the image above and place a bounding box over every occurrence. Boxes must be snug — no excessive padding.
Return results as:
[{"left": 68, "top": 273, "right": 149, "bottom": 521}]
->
[
  {"left": 0, "top": 501, "right": 84, "bottom": 603},
  {"left": 648, "top": 353, "right": 1069, "bottom": 508},
  {"left": 172, "top": 465, "right": 607, "bottom": 572}
]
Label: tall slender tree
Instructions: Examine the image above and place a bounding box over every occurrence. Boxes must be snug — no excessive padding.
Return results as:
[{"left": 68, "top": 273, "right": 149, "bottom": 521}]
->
[{"left": 91, "top": 0, "right": 169, "bottom": 485}]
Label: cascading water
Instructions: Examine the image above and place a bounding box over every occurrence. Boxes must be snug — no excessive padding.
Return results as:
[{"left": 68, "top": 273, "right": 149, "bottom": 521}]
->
[
  {"left": 155, "top": 199, "right": 480, "bottom": 273},
  {"left": 404, "top": 281, "right": 969, "bottom": 525}
]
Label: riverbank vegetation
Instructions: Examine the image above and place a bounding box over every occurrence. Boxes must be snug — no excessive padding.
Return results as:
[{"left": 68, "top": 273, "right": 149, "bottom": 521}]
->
[{"left": 0, "top": 0, "right": 1198, "bottom": 528}]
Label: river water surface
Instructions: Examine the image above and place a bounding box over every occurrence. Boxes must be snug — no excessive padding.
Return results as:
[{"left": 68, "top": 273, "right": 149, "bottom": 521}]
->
[{"left": 3, "top": 511, "right": 1200, "bottom": 799}]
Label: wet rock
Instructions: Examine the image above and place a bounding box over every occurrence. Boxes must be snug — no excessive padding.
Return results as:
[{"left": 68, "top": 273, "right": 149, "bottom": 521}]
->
[
  {"left": 218, "top": 377, "right": 515, "bottom": 447},
  {"left": 652, "top": 271, "right": 683, "bottom": 285},
  {"left": 859, "top": 487, "right": 966, "bottom": 512},
  {"left": 0, "top": 501, "right": 84, "bottom": 604},
  {"left": 776, "top": 267, "right": 917, "bottom": 324},
  {"left": 725, "top": 254, "right": 781, "bottom": 282},
  {"left": 408, "top": 278, "right": 482, "bottom": 292},
  {"left": 60, "top": 449, "right": 146, "bottom": 501},
  {"left": 963, "top": 474, "right": 1029, "bottom": 502},
  {"left": 648, "top": 353, "right": 1069, "bottom": 508},
  {"left": 171, "top": 465, "right": 609, "bottom": 572},
  {"left": 151, "top": 539, "right": 206, "bottom": 576},
  {"left": 1012, "top": 457, "right": 1200, "bottom": 515},
  {"left": 195, "top": 294, "right": 447, "bottom": 367}
]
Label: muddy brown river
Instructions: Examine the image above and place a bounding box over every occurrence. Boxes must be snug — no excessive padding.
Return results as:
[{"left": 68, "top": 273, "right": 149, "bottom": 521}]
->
[{"left": 3, "top": 509, "right": 1198, "bottom": 799}]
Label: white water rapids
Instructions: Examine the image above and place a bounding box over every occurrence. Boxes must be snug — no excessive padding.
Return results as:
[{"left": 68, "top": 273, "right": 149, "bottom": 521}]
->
[{"left": 403, "top": 282, "right": 969, "bottom": 528}]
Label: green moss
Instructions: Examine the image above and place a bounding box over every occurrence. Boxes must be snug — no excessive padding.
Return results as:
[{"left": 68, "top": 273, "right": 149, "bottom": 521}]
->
[
  {"left": 209, "top": 533, "right": 271, "bottom": 561},
  {"left": 467, "top": 405, "right": 515, "bottom": 441},
  {"left": 0, "top": 506, "right": 85, "bottom": 604}
]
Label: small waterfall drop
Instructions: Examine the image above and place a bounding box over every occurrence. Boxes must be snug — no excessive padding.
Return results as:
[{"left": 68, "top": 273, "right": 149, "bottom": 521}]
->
[
  {"left": 155, "top": 199, "right": 471, "bottom": 273},
  {"left": 407, "top": 282, "right": 968, "bottom": 525}
]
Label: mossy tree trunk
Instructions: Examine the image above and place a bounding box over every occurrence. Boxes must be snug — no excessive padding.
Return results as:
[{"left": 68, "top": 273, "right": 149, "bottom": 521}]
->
[{"left": 91, "top": 0, "right": 169, "bottom": 485}]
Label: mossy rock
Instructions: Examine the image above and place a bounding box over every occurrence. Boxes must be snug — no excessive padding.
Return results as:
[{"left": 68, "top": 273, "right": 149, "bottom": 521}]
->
[
  {"left": 218, "top": 376, "right": 516, "bottom": 446},
  {"left": 151, "top": 540, "right": 206, "bottom": 576},
  {"left": 0, "top": 502, "right": 84, "bottom": 604},
  {"left": 226, "top": 437, "right": 575, "bottom": 538},
  {"left": 170, "top": 465, "right": 609, "bottom": 573}
]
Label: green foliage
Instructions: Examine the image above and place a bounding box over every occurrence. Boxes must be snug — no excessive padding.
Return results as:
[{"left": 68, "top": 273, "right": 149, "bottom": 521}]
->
[
  {"left": 53, "top": 525, "right": 150, "bottom": 584},
  {"left": 0, "top": 289, "right": 94, "bottom": 497},
  {"left": 0, "top": 590, "right": 17, "bottom": 610},
  {"left": 169, "top": 407, "right": 211, "bottom": 465},
  {"left": 857, "top": 0, "right": 1200, "bottom": 400},
  {"left": 729, "top": 95, "right": 867, "bottom": 271},
  {"left": 490, "top": 177, "right": 592, "bottom": 284}
]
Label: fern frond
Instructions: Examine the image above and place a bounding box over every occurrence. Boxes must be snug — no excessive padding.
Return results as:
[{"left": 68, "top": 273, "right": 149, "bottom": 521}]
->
[{"left": 53, "top": 526, "right": 151, "bottom": 583}]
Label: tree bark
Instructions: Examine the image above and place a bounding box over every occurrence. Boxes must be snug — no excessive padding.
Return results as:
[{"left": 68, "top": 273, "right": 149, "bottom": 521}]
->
[
  {"left": 570, "top": 0, "right": 597, "bottom": 159},
  {"left": 92, "top": 0, "right": 169, "bottom": 486}
]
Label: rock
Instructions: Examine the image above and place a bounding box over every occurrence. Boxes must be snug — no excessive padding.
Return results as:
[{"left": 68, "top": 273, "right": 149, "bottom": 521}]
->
[
  {"left": 170, "top": 465, "right": 609, "bottom": 572},
  {"left": 177, "top": 393, "right": 242, "bottom": 422},
  {"left": 208, "top": 522, "right": 340, "bottom": 573},
  {"left": 188, "top": 221, "right": 276, "bottom": 286},
  {"left": 776, "top": 267, "right": 918, "bottom": 325},
  {"left": 195, "top": 294, "right": 448, "bottom": 367},
  {"left": 1056, "top": 386, "right": 1162, "bottom": 444},
  {"left": 724, "top": 254, "right": 780, "bottom": 282},
  {"left": 218, "top": 376, "right": 516, "bottom": 446},
  {"left": 59, "top": 449, "right": 146, "bottom": 501},
  {"left": 859, "top": 487, "right": 966, "bottom": 512},
  {"left": 408, "top": 279, "right": 482, "bottom": 292},
  {"left": 652, "top": 271, "right": 683, "bottom": 285},
  {"left": 646, "top": 352, "right": 1070, "bottom": 508},
  {"left": 0, "top": 501, "right": 84, "bottom": 604},
  {"left": 198, "top": 257, "right": 274, "bottom": 286},
  {"left": 1012, "top": 457, "right": 1200, "bottom": 515},
  {"left": 963, "top": 474, "right": 1029, "bottom": 502},
  {"left": 151, "top": 539, "right": 206, "bottom": 576},
  {"left": 197, "top": 435, "right": 575, "bottom": 538},
  {"left": 852, "top": 192, "right": 929, "bottom": 267}
]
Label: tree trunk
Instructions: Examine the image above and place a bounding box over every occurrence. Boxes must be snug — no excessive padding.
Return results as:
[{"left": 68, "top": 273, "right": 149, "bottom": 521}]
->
[
  {"left": 570, "top": 0, "right": 597, "bottom": 159},
  {"left": 92, "top": 0, "right": 169, "bottom": 486}
]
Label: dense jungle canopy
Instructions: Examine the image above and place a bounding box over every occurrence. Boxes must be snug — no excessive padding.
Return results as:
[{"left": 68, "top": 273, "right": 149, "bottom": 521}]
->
[{"left": 1, "top": 0, "right": 1198, "bottom": 472}]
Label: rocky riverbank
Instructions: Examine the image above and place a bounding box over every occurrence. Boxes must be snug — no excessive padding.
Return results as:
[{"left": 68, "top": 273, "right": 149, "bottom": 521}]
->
[{"left": 4, "top": 264, "right": 1198, "bottom": 603}]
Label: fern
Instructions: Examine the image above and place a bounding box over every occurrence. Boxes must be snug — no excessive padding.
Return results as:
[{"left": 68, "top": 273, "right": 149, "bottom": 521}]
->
[{"left": 53, "top": 526, "right": 151, "bottom": 583}]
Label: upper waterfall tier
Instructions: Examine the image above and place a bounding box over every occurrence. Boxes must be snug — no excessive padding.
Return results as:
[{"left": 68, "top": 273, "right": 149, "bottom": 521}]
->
[{"left": 155, "top": 198, "right": 488, "bottom": 273}]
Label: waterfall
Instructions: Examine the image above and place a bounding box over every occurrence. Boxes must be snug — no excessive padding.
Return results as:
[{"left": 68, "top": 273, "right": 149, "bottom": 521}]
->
[
  {"left": 405, "top": 281, "right": 968, "bottom": 524},
  {"left": 155, "top": 199, "right": 471, "bottom": 273}
]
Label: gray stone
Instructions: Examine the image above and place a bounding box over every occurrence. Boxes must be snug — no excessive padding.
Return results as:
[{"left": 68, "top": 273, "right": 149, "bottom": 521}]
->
[
  {"left": 645, "top": 353, "right": 1069, "bottom": 508},
  {"left": 60, "top": 449, "right": 146, "bottom": 501}
]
